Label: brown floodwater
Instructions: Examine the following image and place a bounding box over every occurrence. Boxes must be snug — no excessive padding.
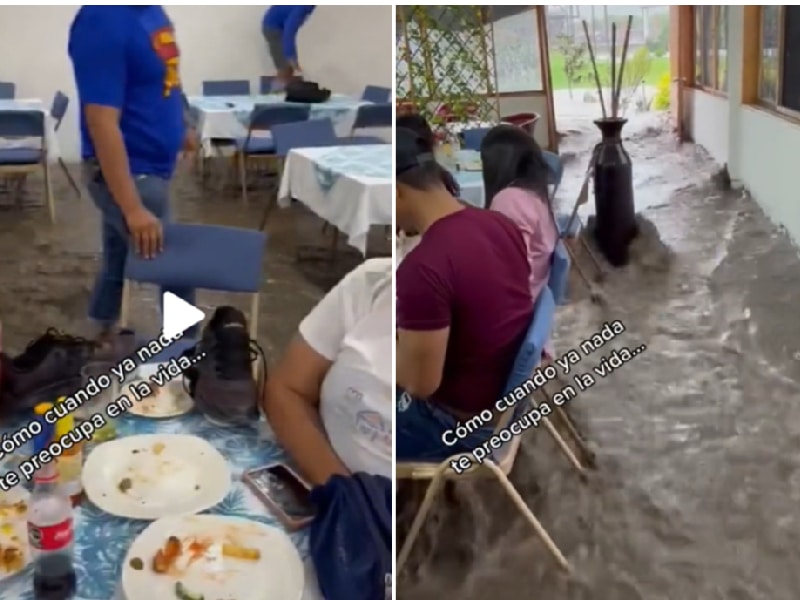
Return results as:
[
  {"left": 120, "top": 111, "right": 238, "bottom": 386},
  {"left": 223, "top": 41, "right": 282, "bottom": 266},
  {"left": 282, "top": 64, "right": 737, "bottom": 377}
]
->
[{"left": 398, "top": 115, "right": 800, "bottom": 600}]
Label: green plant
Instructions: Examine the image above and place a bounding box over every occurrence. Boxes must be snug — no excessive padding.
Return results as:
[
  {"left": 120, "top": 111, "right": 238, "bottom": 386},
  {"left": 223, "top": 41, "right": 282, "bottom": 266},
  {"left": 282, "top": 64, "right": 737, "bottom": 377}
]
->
[
  {"left": 652, "top": 72, "right": 671, "bottom": 110},
  {"left": 555, "top": 34, "right": 588, "bottom": 99}
]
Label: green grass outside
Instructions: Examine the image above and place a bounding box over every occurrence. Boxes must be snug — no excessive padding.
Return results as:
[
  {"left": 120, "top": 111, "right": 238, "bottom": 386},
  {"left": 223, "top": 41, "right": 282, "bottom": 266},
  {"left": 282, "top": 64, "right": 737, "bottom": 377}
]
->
[{"left": 549, "top": 52, "right": 670, "bottom": 91}]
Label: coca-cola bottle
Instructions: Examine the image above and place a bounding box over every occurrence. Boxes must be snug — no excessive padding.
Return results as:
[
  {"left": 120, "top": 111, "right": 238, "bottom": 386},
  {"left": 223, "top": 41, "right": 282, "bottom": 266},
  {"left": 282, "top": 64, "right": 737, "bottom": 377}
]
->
[{"left": 27, "top": 412, "right": 76, "bottom": 599}]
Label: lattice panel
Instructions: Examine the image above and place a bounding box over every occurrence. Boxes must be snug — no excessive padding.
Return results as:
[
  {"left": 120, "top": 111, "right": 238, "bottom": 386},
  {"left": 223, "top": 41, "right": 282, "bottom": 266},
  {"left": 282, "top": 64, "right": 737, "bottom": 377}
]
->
[{"left": 396, "top": 5, "right": 499, "bottom": 133}]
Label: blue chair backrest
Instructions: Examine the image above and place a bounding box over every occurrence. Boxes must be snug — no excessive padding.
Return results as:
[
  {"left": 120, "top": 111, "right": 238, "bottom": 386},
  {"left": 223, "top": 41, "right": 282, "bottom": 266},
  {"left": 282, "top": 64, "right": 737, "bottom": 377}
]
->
[
  {"left": 260, "top": 75, "right": 275, "bottom": 94},
  {"left": 0, "top": 110, "right": 44, "bottom": 138},
  {"left": 462, "top": 127, "right": 491, "bottom": 152},
  {"left": 125, "top": 223, "right": 267, "bottom": 293},
  {"left": 0, "top": 82, "right": 15, "bottom": 100},
  {"left": 50, "top": 91, "right": 69, "bottom": 126},
  {"left": 352, "top": 102, "right": 392, "bottom": 131},
  {"left": 249, "top": 104, "right": 310, "bottom": 132},
  {"left": 202, "top": 79, "right": 250, "bottom": 97},
  {"left": 271, "top": 118, "right": 338, "bottom": 157},
  {"left": 502, "top": 286, "right": 556, "bottom": 397},
  {"left": 361, "top": 85, "right": 391, "bottom": 104},
  {"left": 548, "top": 240, "right": 570, "bottom": 305},
  {"left": 541, "top": 150, "right": 563, "bottom": 187}
]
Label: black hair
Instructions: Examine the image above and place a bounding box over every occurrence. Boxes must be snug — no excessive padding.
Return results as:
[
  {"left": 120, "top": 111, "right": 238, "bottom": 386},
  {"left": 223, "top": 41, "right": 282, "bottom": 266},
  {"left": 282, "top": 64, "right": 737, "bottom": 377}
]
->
[
  {"left": 394, "top": 116, "right": 461, "bottom": 197},
  {"left": 480, "top": 124, "right": 551, "bottom": 209}
]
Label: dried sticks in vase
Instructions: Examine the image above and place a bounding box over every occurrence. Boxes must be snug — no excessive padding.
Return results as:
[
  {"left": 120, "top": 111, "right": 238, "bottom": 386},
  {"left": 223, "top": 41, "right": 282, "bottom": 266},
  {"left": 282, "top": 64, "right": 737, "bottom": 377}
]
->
[{"left": 581, "top": 15, "right": 633, "bottom": 119}]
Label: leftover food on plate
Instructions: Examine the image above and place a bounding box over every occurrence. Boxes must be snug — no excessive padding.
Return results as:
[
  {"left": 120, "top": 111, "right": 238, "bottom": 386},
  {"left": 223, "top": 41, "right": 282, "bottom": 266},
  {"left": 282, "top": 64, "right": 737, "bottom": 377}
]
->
[
  {"left": 150, "top": 533, "right": 261, "bottom": 576},
  {"left": 0, "top": 495, "right": 27, "bottom": 574}
]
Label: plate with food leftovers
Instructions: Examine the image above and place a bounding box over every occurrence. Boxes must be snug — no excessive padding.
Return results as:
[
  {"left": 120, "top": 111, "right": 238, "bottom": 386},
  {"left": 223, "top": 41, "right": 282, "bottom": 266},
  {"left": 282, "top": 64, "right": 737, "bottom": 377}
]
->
[
  {"left": 0, "top": 486, "right": 30, "bottom": 581},
  {"left": 82, "top": 434, "right": 230, "bottom": 520},
  {"left": 125, "top": 365, "right": 194, "bottom": 419},
  {"left": 122, "top": 515, "right": 304, "bottom": 600}
]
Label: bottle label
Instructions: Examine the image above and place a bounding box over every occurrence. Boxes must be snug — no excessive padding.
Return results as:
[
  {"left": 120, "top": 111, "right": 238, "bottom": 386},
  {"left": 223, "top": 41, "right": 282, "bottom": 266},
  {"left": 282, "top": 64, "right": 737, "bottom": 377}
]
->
[{"left": 28, "top": 519, "right": 73, "bottom": 551}]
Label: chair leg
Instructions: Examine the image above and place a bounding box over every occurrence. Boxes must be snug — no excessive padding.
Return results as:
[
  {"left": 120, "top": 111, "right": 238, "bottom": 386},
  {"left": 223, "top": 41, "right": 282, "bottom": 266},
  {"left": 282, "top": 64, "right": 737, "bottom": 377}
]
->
[
  {"left": 328, "top": 228, "right": 339, "bottom": 263},
  {"left": 120, "top": 280, "right": 131, "bottom": 328},
  {"left": 58, "top": 158, "right": 81, "bottom": 199},
  {"left": 397, "top": 475, "right": 446, "bottom": 574},
  {"left": 538, "top": 386, "right": 596, "bottom": 469},
  {"left": 43, "top": 163, "right": 55, "bottom": 223},
  {"left": 540, "top": 408, "right": 586, "bottom": 480},
  {"left": 481, "top": 460, "right": 572, "bottom": 574},
  {"left": 238, "top": 152, "right": 248, "bottom": 204}
]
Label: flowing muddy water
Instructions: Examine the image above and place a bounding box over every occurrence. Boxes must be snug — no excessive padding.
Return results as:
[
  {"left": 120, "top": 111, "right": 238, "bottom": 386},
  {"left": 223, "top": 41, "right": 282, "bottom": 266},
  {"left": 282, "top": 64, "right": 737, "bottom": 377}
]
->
[{"left": 399, "top": 117, "right": 800, "bottom": 599}]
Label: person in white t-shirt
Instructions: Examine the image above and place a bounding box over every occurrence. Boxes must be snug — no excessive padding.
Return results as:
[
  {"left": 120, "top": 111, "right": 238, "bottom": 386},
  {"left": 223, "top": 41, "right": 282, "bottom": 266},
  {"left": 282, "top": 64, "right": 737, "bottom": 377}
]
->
[{"left": 263, "top": 258, "right": 393, "bottom": 484}]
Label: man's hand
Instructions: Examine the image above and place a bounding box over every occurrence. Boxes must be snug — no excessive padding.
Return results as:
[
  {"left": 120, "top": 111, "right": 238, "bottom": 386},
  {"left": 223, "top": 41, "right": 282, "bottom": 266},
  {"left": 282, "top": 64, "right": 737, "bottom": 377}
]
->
[{"left": 124, "top": 206, "right": 163, "bottom": 259}]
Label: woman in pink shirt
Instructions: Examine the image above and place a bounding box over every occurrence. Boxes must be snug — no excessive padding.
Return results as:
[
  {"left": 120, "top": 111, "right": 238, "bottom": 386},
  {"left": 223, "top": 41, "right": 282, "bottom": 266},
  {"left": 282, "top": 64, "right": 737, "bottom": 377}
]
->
[{"left": 481, "top": 125, "right": 559, "bottom": 303}]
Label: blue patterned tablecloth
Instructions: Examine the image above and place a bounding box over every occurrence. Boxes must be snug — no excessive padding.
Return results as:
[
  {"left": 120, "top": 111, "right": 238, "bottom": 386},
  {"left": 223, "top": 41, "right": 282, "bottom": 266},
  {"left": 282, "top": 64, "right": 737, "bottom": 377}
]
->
[
  {"left": 278, "top": 145, "right": 392, "bottom": 254},
  {"left": 0, "top": 98, "right": 60, "bottom": 161},
  {"left": 0, "top": 412, "right": 318, "bottom": 600},
  {"left": 188, "top": 93, "right": 366, "bottom": 144}
]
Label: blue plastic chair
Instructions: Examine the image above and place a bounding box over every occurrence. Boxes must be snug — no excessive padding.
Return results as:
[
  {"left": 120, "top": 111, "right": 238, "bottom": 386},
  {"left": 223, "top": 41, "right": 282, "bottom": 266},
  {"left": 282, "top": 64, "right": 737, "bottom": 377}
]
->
[
  {"left": 361, "top": 85, "right": 391, "bottom": 103},
  {"left": 0, "top": 109, "right": 54, "bottom": 222},
  {"left": 396, "top": 285, "right": 572, "bottom": 575},
  {"left": 48, "top": 91, "right": 80, "bottom": 199},
  {"left": 271, "top": 118, "right": 340, "bottom": 156},
  {"left": 542, "top": 150, "right": 563, "bottom": 191},
  {"left": 202, "top": 79, "right": 251, "bottom": 97},
  {"left": 260, "top": 76, "right": 276, "bottom": 94},
  {"left": 461, "top": 127, "right": 491, "bottom": 151},
  {"left": 0, "top": 82, "right": 15, "bottom": 100},
  {"left": 350, "top": 103, "right": 392, "bottom": 143},
  {"left": 121, "top": 223, "right": 267, "bottom": 366},
  {"left": 235, "top": 104, "right": 310, "bottom": 203},
  {"left": 548, "top": 240, "right": 571, "bottom": 306}
]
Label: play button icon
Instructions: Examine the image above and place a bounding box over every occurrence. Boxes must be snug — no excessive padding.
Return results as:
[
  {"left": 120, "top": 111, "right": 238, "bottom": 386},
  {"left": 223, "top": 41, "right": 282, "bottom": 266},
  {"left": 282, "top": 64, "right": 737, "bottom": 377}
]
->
[{"left": 162, "top": 292, "right": 205, "bottom": 339}]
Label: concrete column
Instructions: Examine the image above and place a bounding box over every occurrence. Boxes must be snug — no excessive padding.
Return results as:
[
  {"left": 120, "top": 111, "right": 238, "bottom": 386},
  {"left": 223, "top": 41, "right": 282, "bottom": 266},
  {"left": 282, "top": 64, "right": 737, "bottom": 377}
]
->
[{"left": 726, "top": 6, "right": 745, "bottom": 180}]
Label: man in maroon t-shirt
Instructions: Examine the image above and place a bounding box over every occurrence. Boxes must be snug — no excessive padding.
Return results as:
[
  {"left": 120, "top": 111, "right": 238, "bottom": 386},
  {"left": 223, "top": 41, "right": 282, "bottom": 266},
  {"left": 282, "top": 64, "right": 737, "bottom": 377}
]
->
[{"left": 395, "top": 127, "right": 533, "bottom": 460}]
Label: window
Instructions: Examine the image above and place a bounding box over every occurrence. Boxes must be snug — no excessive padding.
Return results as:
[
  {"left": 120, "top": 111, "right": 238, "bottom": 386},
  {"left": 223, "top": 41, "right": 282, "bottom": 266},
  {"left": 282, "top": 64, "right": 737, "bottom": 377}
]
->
[
  {"left": 694, "top": 6, "right": 728, "bottom": 92},
  {"left": 758, "top": 6, "right": 800, "bottom": 113},
  {"left": 491, "top": 7, "right": 543, "bottom": 93}
]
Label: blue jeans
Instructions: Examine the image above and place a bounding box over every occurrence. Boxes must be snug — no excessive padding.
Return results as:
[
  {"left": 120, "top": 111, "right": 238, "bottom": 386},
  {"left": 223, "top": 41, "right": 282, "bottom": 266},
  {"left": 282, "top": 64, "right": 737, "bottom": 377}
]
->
[
  {"left": 396, "top": 389, "right": 493, "bottom": 462},
  {"left": 86, "top": 172, "right": 195, "bottom": 331}
]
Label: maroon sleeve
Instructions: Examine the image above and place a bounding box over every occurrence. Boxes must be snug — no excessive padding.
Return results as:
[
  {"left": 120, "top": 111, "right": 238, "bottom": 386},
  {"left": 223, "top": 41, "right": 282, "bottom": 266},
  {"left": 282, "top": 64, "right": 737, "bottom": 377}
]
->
[{"left": 396, "top": 250, "right": 452, "bottom": 331}]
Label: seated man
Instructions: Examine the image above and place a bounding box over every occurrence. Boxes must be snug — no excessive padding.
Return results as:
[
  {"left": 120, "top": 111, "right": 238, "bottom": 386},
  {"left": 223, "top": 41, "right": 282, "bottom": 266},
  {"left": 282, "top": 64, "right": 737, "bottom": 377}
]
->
[
  {"left": 395, "top": 127, "right": 533, "bottom": 461},
  {"left": 263, "top": 258, "right": 392, "bottom": 483}
]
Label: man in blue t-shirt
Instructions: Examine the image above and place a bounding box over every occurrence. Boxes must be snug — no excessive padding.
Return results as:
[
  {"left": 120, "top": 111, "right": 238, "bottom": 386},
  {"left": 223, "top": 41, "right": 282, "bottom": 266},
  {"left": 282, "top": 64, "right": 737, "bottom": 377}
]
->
[
  {"left": 262, "top": 6, "right": 315, "bottom": 90},
  {"left": 68, "top": 5, "right": 195, "bottom": 341}
]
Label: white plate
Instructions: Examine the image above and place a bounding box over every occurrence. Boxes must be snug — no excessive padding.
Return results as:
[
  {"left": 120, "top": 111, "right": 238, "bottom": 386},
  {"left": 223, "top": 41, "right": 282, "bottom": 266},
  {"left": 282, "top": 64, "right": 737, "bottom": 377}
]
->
[
  {"left": 0, "top": 486, "right": 30, "bottom": 581},
  {"left": 82, "top": 434, "right": 231, "bottom": 520},
  {"left": 122, "top": 515, "right": 304, "bottom": 600},
  {"left": 125, "top": 366, "right": 194, "bottom": 419}
]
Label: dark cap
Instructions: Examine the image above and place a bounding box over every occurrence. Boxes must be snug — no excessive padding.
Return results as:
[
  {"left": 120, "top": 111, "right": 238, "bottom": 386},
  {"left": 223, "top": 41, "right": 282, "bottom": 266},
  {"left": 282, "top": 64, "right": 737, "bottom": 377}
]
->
[{"left": 396, "top": 127, "right": 436, "bottom": 175}]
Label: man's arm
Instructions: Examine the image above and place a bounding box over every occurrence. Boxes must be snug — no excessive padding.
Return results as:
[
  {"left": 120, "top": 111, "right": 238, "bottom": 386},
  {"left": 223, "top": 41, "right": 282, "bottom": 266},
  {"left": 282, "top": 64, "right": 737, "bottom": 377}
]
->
[
  {"left": 396, "top": 260, "right": 451, "bottom": 398},
  {"left": 70, "top": 12, "right": 161, "bottom": 258}
]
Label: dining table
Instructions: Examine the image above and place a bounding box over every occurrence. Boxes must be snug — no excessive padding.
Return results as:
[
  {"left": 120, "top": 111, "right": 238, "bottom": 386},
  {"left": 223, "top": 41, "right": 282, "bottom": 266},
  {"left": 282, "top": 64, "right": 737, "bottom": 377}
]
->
[
  {"left": 0, "top": 409, "right": 322, "bottom": 600},
  {"left": 278, "top": 143, "right": 392, "bottom": 254},
  {"left": 188, "top": 93, "right": 369, "bottom": 153}
]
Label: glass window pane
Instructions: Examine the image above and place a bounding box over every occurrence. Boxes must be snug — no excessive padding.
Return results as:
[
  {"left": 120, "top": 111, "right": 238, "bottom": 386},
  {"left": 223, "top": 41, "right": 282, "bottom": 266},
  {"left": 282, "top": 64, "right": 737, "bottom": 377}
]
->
[
  {"left": 492, "top": 7, "right": 543, "bottom": 92},
  {"left": 695, "top": 9, "right": 703, "bottom": 84},
  {"left": 701, "top": 6, "right": 713, "bottom": 87},
  {"left": 717, "top": 6, "right": 728, "bottom": 91},
  {"left": 760, "top": 6, "right": 779, "bottom": 103},
  {"left": 780, "top": 6, "right": 800, "bottom": 110}
]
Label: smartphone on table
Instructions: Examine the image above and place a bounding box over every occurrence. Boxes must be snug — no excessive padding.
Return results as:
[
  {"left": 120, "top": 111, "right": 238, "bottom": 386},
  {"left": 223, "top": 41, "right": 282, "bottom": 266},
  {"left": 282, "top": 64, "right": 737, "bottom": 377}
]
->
[{"left": 242, "top": 463, "right": 315, "bottom": 531}]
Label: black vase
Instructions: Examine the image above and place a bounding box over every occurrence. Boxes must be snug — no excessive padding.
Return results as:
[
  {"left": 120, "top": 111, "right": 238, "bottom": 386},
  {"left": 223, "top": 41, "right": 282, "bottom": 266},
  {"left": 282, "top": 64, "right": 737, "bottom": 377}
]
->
[{"left": 592, "top": 117, "right": 637, "bottom": 267}]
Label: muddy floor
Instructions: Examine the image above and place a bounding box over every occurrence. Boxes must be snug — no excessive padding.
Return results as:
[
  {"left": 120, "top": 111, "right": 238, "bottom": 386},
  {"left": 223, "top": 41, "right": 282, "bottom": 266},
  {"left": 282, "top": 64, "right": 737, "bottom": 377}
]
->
[
  {"left": 0, "top": 159, "right": 382, "bottom": 359},
  {"left": 399, "top": 117, "right": 800, "bottom": 599}
]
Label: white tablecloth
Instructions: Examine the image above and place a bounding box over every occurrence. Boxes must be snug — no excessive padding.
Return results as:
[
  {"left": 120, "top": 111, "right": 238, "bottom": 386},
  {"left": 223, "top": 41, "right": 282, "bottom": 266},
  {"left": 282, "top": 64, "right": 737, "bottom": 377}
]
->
[
  {"left": 189, "top": 94, "right": 368, "bottom": 154},
  {"left": 0, "top": 98, "right": 60, "bottom": 162},
  {"left": 278, "top": 144, "right": 392, "bottom": 254}
]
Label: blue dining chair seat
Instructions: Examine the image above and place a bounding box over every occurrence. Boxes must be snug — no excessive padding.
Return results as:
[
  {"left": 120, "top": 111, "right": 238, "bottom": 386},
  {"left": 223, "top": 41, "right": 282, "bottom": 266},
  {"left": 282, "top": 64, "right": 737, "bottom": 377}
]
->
[
  {"left": 0, "top": 148, "right": 42, "bottom": 165},
  {"left": 556, "top": 212, "right": 582, "bottom": 237},
  {"left": 234, "top": 136, "right": 276, "bottom": 153}
]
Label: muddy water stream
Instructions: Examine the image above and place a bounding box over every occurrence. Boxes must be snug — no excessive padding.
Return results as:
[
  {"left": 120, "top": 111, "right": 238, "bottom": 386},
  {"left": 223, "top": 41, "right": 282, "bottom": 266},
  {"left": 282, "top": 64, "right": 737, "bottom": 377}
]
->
[{"left": 399, "top": 117, "right": 800, "bottom": 599}]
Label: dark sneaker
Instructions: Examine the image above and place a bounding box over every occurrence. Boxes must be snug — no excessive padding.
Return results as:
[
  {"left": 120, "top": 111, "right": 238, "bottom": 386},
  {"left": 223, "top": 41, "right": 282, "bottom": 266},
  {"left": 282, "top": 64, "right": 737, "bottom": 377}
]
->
[
  {"left": 0, "top": 329, "right": 96, "bottom": 415},
  {"left": 187, "top": 306, "right": 265, "bottom": 427}
]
